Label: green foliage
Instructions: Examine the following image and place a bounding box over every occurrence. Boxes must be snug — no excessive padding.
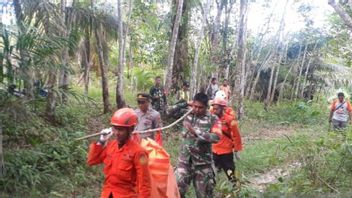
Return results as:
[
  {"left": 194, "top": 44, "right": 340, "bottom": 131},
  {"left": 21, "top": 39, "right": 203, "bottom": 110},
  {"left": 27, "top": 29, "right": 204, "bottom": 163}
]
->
[
  {"left": 262, "top": 128, "right": 352, "bottom": 196},
  {"left": 0, "top": 96, "right": 104, "bottom": 197},
  {"left": 245, "top": 100, "right": 327, "bottom": 126}
]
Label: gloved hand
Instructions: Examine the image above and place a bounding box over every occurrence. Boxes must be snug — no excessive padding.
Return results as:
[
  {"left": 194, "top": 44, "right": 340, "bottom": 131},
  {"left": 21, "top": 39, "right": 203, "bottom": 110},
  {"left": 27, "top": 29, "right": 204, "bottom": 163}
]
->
[
  {"left": 98, "top": 128, "right": 113, "bottom": 145},
  {"left": 234, "top": 152, "right": 241, "bottom": 161}
]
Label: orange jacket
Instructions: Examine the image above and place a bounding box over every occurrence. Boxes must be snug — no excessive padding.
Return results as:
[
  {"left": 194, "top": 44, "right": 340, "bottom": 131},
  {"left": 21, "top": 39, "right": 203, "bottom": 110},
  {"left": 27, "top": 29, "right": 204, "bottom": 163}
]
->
[
  {"left": 87, "top": 139, "right": 151, "bottom": 198},
  {"left": 212, "top": 107, "right": 243, "bottom": 155}
]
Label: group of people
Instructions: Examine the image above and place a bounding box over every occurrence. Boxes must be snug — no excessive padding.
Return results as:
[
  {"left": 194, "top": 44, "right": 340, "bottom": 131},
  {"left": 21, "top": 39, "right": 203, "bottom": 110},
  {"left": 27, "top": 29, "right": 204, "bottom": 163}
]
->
[{"left": 86, "top": 76, "right": 243, "bottom": 198}]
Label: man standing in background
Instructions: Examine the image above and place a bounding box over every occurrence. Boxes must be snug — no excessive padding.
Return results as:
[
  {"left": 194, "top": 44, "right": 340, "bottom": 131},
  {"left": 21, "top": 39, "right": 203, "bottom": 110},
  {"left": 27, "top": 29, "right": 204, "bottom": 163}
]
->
[
  {"left": 219, "top": 79, "right": 231, "bottom": 101},
  {"left": 150, "top": 76, "right": 167, "bottom": 115},
  {"left": 135, "top": 93, "right": 163, "bottom": 144},
  {"left": 329, "top": 92, "right": 352, "bottom": 130},
  {"left": 206, "top": 78, "right": 219, "bottom": 100}
]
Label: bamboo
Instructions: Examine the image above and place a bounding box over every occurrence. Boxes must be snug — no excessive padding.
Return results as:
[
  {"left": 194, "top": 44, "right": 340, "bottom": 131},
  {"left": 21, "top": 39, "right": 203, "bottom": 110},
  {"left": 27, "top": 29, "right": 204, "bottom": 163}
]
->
[{"left": 75, "top": 108, "right": 193, "bottom": 141}]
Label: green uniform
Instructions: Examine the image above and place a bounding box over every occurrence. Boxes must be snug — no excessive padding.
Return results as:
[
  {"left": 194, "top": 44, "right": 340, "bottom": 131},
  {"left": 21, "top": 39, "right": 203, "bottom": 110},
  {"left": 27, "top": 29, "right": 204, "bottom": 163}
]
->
[{"left": 175, "top": 111, "right": 221, "bottom": 198}]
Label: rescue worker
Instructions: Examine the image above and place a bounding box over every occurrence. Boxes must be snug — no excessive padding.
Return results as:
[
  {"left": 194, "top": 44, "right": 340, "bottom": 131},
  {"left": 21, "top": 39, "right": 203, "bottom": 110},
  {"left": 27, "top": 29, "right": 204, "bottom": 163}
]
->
[
  {"left": 135, "top": 93, "right": 163, "bottom": 145},
  {"left": 219, "top": 79, "right": 231, "bottom": 101},
  {"left": 87, "top": 108, "right": 151, "bottom": 198},
  {"left": 211, "top": 97, "right": 242, "bottom": 186},
  {"left": 150, "top": 76, "right": 167, "bottom": 115},
  {"left": 329, "top": 92, "right": 352, "bottom": 130},
  {"left": 175, "top": 93, "right": 222, "bottom": 198}
]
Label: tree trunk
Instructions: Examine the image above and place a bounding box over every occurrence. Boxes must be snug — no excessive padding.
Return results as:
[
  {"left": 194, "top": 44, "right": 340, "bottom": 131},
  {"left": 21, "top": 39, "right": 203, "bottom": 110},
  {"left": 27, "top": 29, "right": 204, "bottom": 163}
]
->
[
  {"left": 172, "top": 0, "right": 189, "bottom": 82},
  {"left": 233, "top": 0, "right": 249, "bottom": 120},
  {"left": 59, "top": 0, "right": 69, "bottom": 103},
  {"left": 164, "top": 0, "right": 184, "bottom": 93},
  {"left": 249, "top": 50, "right": 274, "bottom": 100},
  {"left": 190, "top": 0, "right": 210, "bottom": 97},
  {"left": 95, "top": 27, "right": 111, "bottom": 113},
  {"left": 43, "top": 8, "right": 56, "bottom": 120},
  {"left": 264, "top": 65, "right": 275, "bottom": 108},
  {"left": 210, "top": 0, "right": 224, "bottom": 67},
  {"left": 223, "top": 1, "right": 233, "bottom": 80},
  {"left": 126, "top": 0, "right": 133, "bottom": 80},
  {"left": 278, "top": 62, "right": 293, "bottom": 103},
  {"left": 300, "top": 41, "right": 318, "bottom": 98},
  {"left": 268, "top": 0, "right": 288, "bottom": 104},
  {"left": 289, "top": 44, "right": 302, "bottom": 100},
  {"left": 294, "top": 42, "right": 308, "bottom": 99},
  {"left": 45, "top": 71, "right": 57, "bottom": 121},
  {"left": 82, "top": 29, "right": 91, "bottom": 96},
  {"left": 13, "top": 0, "right": 33, "bottom": 97},
  {"left": 270, "top": 43, "right": 288, "bottom": 104},
  {"left": 116, "top": 0, "right": 126, "bottom": 109},
  {"left": 328, "top": 0, "right": 352, "bottom": 30},
  {"left": 0, "top": 51, "right": 3, "bottom": 83}
]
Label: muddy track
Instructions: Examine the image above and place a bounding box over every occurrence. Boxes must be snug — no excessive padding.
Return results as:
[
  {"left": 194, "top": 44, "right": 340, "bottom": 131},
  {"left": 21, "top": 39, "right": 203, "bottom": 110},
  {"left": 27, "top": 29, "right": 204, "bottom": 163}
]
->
[{"left": 245, "top": 161, "right": 302, "bottom": 192}]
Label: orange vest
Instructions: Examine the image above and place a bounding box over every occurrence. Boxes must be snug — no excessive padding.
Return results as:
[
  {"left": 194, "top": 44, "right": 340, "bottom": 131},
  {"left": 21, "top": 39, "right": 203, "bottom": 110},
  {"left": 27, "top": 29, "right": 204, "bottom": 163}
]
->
[
  {"left": 212, "top": 107, "right": 243, "bottom": 155},
  {"left": 140, "top": 138, "right": 180, "bottom": 198},
  {"left": 87, "top": 139, "right": 151, "bottom": 198}
]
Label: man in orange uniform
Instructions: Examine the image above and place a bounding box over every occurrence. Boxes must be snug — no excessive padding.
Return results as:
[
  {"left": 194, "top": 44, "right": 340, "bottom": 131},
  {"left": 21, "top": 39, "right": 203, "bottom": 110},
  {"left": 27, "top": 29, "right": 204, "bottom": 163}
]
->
[
  {"left": 87, "top": 108, "right": 151, "bottom": 198},
  {"left": 211, "top": 98, "right": 242, "bottom": 185}
]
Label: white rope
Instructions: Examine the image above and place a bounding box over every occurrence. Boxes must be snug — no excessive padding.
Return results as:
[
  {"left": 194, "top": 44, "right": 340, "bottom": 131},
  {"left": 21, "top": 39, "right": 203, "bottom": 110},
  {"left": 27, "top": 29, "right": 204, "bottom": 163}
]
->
[{"left": 75, "top": 108, "right": 192, "bottom": 141}]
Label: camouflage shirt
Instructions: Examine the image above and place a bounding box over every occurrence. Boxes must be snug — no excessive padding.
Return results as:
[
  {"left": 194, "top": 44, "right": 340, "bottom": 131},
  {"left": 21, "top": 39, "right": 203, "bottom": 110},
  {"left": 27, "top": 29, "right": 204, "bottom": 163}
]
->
[
  {"left": 178, "top": 111, "right": 221, "bottom": 166},
  {"left": 149, "top": 85, "right": 167, "bottom": 113}
]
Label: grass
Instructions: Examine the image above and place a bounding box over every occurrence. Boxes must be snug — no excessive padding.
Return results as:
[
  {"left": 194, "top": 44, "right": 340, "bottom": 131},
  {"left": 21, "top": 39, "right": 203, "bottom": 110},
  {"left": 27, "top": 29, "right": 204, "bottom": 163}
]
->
[{"left": 1, "top": 83, "right": 351, "bottom": 197}]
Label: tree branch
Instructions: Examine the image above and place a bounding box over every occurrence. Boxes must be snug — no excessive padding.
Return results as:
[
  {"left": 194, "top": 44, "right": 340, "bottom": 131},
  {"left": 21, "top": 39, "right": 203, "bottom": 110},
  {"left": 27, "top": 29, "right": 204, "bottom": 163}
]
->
[{"left": 329, "top": 0, "right": 352, "bottom": 30}]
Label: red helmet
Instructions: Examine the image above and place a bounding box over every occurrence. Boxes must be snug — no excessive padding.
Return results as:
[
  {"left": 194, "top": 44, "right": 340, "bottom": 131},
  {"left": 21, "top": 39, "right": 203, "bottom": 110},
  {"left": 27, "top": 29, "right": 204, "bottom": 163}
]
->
[
  {"left": 212, "top": 97, "right": 227, "bottom": 107},
  {"left": 111, "top": 108, "right": 138, "bottom": 127}
]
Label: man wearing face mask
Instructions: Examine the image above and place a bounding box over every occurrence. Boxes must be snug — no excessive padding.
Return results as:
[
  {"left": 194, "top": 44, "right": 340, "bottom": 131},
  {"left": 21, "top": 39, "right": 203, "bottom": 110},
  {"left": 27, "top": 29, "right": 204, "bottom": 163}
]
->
[
  {"left": 134, "top": 93, "right": 163, "bottom": 145},
  {"left": 87, "top": 108, "right": 151, "bottom": 198}
]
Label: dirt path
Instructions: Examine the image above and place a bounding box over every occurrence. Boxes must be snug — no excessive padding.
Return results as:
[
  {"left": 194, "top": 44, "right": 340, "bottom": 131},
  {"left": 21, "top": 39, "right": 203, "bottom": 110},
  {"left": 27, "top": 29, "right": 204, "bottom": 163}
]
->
[
  {"left": 241, "top": 125, "right": 302, "bottom": 192},
  {"left": 243, "top": 126, "right": 296, "bottom": 143},
  {"left": 246, "top": 161, "right": 302, "bottom": 192}
]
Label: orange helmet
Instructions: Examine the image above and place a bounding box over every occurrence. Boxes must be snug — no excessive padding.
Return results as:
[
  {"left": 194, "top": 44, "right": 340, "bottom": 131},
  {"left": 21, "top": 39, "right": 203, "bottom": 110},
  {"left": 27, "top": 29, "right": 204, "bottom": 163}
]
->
[
  {"left": 212, "top": 97, "right": 227, "bottom": 107},
  {"left": 111, "top": 108, "right": 138, "bottom": 127}
]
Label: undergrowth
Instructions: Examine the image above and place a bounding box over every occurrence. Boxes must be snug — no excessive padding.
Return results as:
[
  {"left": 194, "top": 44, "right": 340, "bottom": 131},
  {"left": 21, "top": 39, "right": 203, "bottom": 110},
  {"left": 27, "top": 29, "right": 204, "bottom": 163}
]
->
[{"left": 1, "top": 91, "right": 351, "bottom": 197}]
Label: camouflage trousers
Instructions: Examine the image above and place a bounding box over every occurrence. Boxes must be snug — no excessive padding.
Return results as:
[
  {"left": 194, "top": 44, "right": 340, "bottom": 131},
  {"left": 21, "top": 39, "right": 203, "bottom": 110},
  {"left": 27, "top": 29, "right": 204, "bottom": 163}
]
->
[{"left": 175, "top": 160, "right": 215, "bottom": 198}]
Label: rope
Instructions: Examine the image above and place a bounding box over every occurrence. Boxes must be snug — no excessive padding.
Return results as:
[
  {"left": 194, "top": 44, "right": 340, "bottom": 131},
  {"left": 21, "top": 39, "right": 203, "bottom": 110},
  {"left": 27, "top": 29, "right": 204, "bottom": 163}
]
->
[{"left": 74, "top": 108, "right": 192, "bottom": 141}]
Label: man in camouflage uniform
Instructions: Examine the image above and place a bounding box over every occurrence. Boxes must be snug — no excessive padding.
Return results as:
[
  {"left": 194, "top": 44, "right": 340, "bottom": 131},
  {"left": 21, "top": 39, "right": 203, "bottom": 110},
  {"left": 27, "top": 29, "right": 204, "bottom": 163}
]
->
[
  {"left": 150, "top": 76, "right": 167, "bottom": 115},
  {"left": 175, "top": 93, "right": 222, "bottom": 198}
]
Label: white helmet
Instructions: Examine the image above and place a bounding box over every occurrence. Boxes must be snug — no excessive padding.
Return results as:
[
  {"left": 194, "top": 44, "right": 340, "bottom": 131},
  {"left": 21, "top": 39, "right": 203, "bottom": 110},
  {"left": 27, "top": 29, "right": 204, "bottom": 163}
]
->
[{"left": 215, "top": 90, "right": 226, "bottom": 100}]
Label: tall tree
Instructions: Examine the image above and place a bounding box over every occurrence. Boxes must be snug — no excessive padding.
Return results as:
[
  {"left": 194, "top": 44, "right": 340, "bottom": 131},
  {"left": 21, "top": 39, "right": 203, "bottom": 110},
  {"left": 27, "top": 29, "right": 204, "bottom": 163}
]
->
[
  {"left": 294, "top": 41, "right": 308, "bottom": 99},
  {"left": 95, "top": 24, "right": 111, "bottom": 113},
  {"left": 265, "top": 0, "right": 289, "bottom": 106},
  {"left": 328, "top": 0, "right": 352, "bottom": 30},
  {"left": 116, "top": 0, "right": 126, "bottom": 108},
  {"left": 164, "top": 0, "right": 184, "bottom": 93},
  {"left": 233, "top": 0, "right": 249, "bottom": 119},
  {"left": 59, "top": 0, "right": 70, "bottom": 103},
  {"left": 172, "top": 0, "right": 189, "bottom": 81},
  {"left": 81, "top": 27, "right": 92, "bottom": 96},
  {"left": 13, "top": 0, "right": 32, "bottom": 97},
  {"left": 300, "top": 41, "right": 318, "bottom": 98},
  {"left": 190, "top": 0, "right": 211, "bottom": 97}
]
